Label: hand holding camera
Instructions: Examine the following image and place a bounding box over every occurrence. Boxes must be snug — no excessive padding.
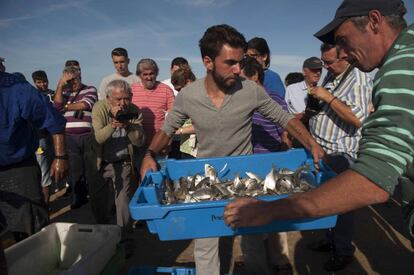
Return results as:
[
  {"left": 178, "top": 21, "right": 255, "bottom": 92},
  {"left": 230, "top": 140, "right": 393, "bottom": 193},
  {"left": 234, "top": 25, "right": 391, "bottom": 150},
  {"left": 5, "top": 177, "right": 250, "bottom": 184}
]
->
[{"left": 110, "top": 107, "right": 139, "bottom": 129}]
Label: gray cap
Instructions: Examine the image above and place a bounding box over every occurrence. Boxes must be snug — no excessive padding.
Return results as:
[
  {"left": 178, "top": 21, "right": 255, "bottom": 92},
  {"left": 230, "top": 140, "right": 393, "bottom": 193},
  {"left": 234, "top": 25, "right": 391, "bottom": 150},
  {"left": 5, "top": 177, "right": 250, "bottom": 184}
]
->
[
  {"left": 303, "top": 57, "right": 323, "bottom": 70},
  {"left": 0, "top": 57, "right": 4, "bottom": 62}
]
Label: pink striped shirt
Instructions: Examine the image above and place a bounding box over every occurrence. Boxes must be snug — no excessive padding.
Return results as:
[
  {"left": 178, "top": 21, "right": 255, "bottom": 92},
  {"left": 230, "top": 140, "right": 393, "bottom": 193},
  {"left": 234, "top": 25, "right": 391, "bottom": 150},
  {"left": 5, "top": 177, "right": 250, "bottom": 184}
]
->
[{"left": 131, "top": 82, "right": 174, "bottom": 146}]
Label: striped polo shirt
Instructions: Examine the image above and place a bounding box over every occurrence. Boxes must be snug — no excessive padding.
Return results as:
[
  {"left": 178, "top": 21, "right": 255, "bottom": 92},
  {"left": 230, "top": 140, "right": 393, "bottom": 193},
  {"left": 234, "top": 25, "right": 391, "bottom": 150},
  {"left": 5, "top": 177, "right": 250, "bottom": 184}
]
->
[
  {"left": 252, "top": 91, "right": 288, "bottom": 153},
  {"left": 309, "top": 67, "right": 373, "bottom": 159},
  {"left": 54, "top": 84, "right": 97, "bottom": 135},
  {"left": 351, "top": 23, "right": 414, "bottom": 194},
  {"left": 131, "top": 81, "right": 174, "bottom": 146}
]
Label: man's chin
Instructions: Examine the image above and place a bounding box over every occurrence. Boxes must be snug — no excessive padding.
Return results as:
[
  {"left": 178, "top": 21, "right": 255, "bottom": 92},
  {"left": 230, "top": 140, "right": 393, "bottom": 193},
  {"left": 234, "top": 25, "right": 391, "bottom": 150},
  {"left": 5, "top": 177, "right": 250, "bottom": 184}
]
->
[{"left": 144, "top": 83, "right": 156, "bottom": 90}]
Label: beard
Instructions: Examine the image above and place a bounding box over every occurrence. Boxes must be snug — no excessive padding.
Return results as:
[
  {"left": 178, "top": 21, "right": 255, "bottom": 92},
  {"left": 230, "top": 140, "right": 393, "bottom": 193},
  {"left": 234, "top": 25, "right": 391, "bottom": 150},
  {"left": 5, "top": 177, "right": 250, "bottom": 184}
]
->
[
  {"left": 212, "top": 66, "right": 237, "bottom": 92},
  {"left": 143, "top": 80, "right": 156, "bottom": 90}
]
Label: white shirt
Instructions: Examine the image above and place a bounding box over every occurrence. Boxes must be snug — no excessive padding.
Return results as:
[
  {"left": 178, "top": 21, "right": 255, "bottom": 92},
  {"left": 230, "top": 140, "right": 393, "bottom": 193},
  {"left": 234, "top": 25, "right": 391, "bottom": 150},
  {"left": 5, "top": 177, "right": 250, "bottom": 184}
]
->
[
  {"left": 162, "top": 78, "right": 179, "bottom": 97},
  {"left": 98, "top": 73, "right": 140, "bottom": 100},
  {"left": 284, "top": 80, "right": 308, "bottom": 113}
]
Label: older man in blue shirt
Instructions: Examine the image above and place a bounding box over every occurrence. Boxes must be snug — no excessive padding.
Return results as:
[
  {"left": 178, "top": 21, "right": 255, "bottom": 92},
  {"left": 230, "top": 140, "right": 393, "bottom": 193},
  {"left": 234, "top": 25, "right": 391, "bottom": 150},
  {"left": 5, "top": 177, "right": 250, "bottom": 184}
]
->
[{"left": 0, "top": 71, "right": 67, "bottom": 242}]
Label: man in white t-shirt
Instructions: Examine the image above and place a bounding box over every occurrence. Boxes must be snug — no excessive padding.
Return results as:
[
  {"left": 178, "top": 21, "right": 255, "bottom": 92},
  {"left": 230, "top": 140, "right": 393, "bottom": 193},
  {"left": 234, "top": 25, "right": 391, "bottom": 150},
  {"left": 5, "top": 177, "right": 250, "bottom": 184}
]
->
[
  {"left": 284, "top": 57, "right": 323, "bottom": 114},
  {"left": 162, "top": 57, "right": 189, "bottom": 97},
  {"left": 162, "top": 57, "right": 190, "bottom": 159},
  {"left": 98, "top": 48, "right": 139, "bottom": 100}
]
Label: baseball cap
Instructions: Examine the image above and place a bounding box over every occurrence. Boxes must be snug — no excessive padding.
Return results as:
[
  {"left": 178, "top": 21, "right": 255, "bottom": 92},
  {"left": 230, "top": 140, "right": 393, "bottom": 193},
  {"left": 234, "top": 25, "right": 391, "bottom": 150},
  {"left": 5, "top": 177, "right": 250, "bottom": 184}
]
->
[
  {"left": 0, "top": 57, "right": 4, "bottom": 62},
  {"left": 314, "top": 0, "right": 406, "bottom": 44},
  {"left": 303, "top": 57, "right": 323, "bottom": 70}
]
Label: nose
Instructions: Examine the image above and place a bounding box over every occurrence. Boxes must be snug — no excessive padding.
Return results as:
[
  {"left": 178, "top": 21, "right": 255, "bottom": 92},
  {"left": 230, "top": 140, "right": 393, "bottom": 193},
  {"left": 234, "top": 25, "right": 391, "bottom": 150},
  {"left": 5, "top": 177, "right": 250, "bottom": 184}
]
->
[
  {"left": 233, "top": 63, "right": 241, "bottom": 75},
  {"left": 120, "top": 98, "right": 127, "bottom": 106}
]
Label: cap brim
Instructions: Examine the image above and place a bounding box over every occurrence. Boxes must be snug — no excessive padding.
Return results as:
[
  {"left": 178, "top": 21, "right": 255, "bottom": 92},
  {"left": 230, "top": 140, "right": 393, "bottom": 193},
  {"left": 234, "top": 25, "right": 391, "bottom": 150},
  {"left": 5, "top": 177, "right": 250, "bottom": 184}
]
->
[{"left": 314, "top": 17, "right": 347, "bottom": 44}]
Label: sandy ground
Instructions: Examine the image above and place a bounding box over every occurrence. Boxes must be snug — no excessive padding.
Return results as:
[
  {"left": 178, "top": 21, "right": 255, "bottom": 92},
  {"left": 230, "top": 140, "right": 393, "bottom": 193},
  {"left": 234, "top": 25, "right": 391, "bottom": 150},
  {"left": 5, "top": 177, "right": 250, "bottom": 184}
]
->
[{"left": 3, "top": 186, "right": 414, "bottom": 275}]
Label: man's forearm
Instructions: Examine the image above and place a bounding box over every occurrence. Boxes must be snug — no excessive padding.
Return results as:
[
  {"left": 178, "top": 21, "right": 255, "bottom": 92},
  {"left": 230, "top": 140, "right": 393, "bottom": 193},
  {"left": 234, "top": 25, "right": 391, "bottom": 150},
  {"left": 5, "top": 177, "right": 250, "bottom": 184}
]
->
[
  {"left": 54, "top": 81, "right": 65, "bottom": 105},
  {"left": 328, "top": 99, "right": 362, "bottom": 128},
  {"left": 269, "top": 169, "right": 390, "bottom": 220},
  {"left": 285, "top": 117, "right": 316, "bottom": 151},
  {"left": 147, "top": 130, "right": 172, "bottom": 153},
  {"left": 66, "top": 101, "right": 88, "bottom": 111},
  {"left": 52, "top": 133, "right": 66, "bottom": 157}
]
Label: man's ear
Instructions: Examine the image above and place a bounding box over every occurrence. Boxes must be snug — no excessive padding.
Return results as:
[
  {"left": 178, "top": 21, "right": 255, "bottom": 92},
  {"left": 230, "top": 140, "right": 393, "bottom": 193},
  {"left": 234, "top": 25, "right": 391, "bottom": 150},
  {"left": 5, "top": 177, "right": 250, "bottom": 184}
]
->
[
  {"left": 367, "top": 10, "right": 383, "bottom": 34},
  {"left": 203, "top": 56, "right": 214, "bottom": 71},
  {"left": 263, "top": 54, "right": 269, "bottom": 64}
]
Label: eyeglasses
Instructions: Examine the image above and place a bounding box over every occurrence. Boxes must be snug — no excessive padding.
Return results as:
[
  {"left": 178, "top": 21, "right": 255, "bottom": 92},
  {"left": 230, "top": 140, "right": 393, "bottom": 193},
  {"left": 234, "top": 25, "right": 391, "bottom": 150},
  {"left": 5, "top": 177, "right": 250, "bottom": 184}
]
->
[
  {"left": 245, "top": 53, "right": 260, "bottom": 59},
  {"left": 321, "top": 56, "right": 347, "bottom": 66}
]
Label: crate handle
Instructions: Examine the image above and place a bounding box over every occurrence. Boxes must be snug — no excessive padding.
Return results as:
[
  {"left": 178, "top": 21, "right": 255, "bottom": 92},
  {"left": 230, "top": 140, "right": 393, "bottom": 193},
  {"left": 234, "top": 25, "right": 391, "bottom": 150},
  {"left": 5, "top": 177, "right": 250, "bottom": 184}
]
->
[{"left": 78, "top": 228, "right": 93, "bottom": 233}]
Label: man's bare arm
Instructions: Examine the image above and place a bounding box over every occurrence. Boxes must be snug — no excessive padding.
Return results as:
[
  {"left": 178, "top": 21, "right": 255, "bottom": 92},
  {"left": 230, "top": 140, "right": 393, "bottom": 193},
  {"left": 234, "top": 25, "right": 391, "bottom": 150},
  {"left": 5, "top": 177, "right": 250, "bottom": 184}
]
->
[
  {"left": 284, "top": 117, "right": 326, "bottom": 165},
  {"left": 311, "top": 86, "right": 362, "bottom": 128},
  {"left": 50, "top": 133, "right": 68, "bottom": 183},
  {"left": 224, "top": 169, "right": 390, "bottom": 228},
  {"left": 139, "top": 130, "right": 172, "bottom": 179}
]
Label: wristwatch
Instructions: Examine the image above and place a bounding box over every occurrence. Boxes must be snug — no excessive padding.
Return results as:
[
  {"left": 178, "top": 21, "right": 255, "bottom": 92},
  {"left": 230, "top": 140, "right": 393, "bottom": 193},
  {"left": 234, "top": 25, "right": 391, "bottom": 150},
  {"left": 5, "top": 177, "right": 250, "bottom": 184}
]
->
[
  {"left": 55, "top": 154, "right": 69, "bottom": 160},
  {"left": 145, "top": 149, "right": 157, "bottom": 159}
]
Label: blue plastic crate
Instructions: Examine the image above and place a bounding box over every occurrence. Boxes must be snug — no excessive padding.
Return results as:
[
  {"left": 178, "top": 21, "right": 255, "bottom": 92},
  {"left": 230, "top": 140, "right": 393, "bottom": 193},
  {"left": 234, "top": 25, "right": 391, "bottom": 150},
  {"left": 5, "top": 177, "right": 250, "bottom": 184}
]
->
[
  {"left": 129, "top": 149, "right": 337, "bottom": 241},
  {"left": 128, "top": 266, "right": 195, "bottom": 275}
]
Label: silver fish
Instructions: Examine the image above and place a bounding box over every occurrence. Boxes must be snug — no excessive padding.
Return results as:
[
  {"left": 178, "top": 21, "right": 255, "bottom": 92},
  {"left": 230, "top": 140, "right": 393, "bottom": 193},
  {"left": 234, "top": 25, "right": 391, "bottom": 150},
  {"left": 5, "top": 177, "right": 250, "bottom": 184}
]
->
[
  {"left": 278, "top": 168, "right": 295, "bottom": 175},
  {"left": 212, "top": 183, "right": 232, "bottom": 198},
  {"left": 296, "top": 179, "right": 315, "bottom": 192},
  {"left": 245, "top": 178, "right": 262, "bottom": 191},
  {"left": 263, "top": 164, "right": 278, "bottom": 192},
  {"left": 190, "top": 187, "right": 219, "bottom": 201},
  {"left": 205, "top": 164, "right": 220, "bottom": 183},
  {"left": 276, "top": 175, "right": 295, "bottom": 194},
  {"left": 293, "top": 164, "right": 311, "bottom": 187},
  {"left": 193, "top": 174, "right": 204, "bottom": 188},
  {"left": 163, "top": 177, "right": 176, "bottom": 204},
  {"left": 245, "top": 171, "right": 262, "bottom": 183},
  {"left": 233, "top": 174, "right": 245, "bottom": 192},
  {"left": 179, "top": 176, "right": 189, "bottom": 191}
]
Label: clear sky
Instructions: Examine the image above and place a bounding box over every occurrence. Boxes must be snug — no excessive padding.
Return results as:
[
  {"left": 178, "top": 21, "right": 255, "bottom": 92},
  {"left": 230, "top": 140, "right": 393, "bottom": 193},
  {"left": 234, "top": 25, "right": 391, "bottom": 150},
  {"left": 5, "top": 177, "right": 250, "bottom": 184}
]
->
[{"left": 1, "top": 0, "right": 413, "bottom": 89}]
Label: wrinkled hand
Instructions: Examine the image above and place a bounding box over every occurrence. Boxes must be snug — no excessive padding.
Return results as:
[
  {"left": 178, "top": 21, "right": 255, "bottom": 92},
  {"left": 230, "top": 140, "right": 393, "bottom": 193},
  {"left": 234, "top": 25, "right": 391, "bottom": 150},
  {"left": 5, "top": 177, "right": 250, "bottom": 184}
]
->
[
  {"left": 50, "top": 159, "right": 68, "bottom": 183},
  {"left": 59, "top": 71, "right": 76, "bottom": 86},
  {"left": 111, "top": 118, "right": 129, "bottom": 129},
  {"left": 139, "top": 154, "right": 158, "bottom": 180},
  {"left": 110, "top": 105, "right": 122, "bottom": 117},
  {"left": 309, "top": 86, "right": 331, "bottom": 102},
  {"left": 310, "top": 142, "right": 326, "bottom": 170},
  {"left": 280, "top": 131, "right": 293, "bottom": 150},
  {"left": 224, "top": 198, "right": 273, "bottom": 229}
]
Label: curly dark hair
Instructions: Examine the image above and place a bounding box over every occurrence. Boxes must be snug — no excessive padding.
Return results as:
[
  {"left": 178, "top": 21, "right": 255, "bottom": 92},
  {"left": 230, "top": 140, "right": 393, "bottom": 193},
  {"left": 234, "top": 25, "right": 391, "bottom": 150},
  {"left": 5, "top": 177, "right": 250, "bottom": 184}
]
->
[{"left": 199, "top": 24, "right": 247, "bottom": 61}]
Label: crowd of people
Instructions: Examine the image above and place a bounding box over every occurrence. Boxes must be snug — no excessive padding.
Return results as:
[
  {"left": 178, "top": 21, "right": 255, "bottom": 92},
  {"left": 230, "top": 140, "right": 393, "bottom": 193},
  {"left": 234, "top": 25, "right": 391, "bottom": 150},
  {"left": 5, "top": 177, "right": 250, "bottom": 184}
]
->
[{"left": 1, "top": 0, "right": 413, "bottom": 274}]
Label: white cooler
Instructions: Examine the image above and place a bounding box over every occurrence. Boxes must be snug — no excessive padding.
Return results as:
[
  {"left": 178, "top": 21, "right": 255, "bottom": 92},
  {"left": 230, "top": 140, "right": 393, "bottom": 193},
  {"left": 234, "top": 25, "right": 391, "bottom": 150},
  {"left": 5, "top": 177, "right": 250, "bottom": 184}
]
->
[{"left": 5, "top": 223, "right": 121, "bottom": 275}]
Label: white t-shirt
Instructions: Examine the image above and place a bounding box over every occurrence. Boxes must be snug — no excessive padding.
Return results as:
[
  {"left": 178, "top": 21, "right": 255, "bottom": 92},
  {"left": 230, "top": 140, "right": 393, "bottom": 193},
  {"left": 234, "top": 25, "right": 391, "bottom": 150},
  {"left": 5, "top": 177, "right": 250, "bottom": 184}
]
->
[
  {"left": 162, "top": 78, "right": 179, "bottom": 97},
  {"left": 98, "top": 73, "right": 140, "bottom": 100},
  {"left": 284, "top": 80, "right": 308, "bottom": 114}
]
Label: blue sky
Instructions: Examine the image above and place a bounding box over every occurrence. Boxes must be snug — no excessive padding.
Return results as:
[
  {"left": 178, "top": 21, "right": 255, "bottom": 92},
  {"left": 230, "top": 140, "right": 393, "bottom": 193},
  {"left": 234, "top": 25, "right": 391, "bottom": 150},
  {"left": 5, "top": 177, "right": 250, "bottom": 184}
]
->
[{"left": 1, "top": 0, "right": 413, "bottom": 89}]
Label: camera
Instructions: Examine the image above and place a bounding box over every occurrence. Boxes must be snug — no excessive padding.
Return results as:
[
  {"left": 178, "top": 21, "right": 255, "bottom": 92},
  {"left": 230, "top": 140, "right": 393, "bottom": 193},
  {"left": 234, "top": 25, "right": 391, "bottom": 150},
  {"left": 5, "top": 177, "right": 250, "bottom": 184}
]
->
[
  {"left": 74, "top": 110, "right": 84, "bottom": 120},
  {"left": 111, "top": 109, "right": 139, "bottom": 121}
]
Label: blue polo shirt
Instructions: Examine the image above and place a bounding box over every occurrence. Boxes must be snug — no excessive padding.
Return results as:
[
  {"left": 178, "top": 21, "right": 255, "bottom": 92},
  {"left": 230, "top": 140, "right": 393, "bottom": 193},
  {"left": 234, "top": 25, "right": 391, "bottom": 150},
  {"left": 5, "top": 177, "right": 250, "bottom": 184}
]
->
[
  {"left": 0, "top": 72, "right": 66, "bottom": 166},
  {"left": 264, "top": 69, "right": 285, "bottom": 98}
]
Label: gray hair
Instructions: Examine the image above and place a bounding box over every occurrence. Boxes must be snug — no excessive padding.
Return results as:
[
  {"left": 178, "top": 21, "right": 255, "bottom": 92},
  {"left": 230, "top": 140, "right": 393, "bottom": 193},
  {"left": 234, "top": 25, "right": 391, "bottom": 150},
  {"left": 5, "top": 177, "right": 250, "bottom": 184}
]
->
[
  {"left": 105, "top": 79, "right": 132, "bottom": 97},
  {"left": 136, "top": 58, "right": 159, "bottom": 76},
  {"left": 350, "top": 12, "right": 407, "bottom": 33}
]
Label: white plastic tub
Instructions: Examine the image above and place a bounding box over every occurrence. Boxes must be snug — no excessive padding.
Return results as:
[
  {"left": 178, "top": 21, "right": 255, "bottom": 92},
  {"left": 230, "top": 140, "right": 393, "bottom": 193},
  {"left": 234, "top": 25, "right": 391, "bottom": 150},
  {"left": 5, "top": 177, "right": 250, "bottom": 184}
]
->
[{"left": 5, "top": 223, "right": 121, "bottom": 275}]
